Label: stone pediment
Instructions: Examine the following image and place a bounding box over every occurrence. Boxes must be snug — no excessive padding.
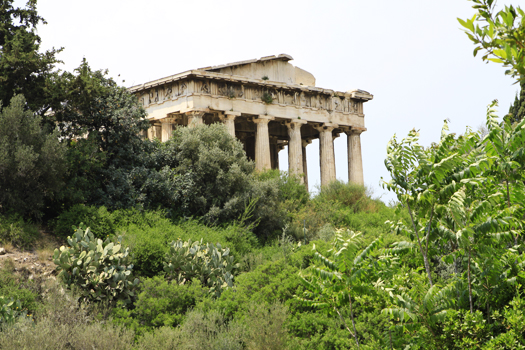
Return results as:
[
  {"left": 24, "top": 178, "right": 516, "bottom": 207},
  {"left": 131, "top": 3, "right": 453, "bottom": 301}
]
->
[{"left": 197, "top": 54, "right": 315, "bottom": 86}]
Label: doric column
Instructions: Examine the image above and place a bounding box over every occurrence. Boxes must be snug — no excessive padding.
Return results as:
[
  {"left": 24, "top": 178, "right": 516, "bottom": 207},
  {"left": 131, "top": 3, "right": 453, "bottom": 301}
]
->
[
  {"left": 219, "top": 111, "right": 240, "bottom": 137},
  {"left": 286, "top": 119, "right": 307, "bottom": 180},
  {"left": 187, "top": 111, "right": 205, "bottom": 127},
  {"left": 314, "top": 123, "right": 338, "bottom": 187},
  {"left": 270, "top": 136, "right": 280, "bottom": 170},
  {"left": 253, "top": 115, "right": 274, "bottom": 171},
  {"left": 161, "top": 120, "right": 172, "bottom": 142},
  {"left": 302, "top": 139, "right": 312, "bottom": 190},
  {"left": 346, "top": 129, "right": 365, "bottom": 186},
  {"left": 147, "top": 125, "right": 155, "bottom": 140}
]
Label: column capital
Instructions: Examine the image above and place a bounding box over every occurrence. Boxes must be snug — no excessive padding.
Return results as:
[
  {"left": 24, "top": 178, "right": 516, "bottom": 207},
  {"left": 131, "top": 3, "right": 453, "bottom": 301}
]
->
[
  {"left": 345, "top": 127, "right": 367, "bottom": 135},
  {"left": 285, "top": 118, "right": 308, "bottom": 125},
  {"left": 185, "top": 110, "right": 206, "bottom": 117},
  {"left": 254, "top": 115, "right": 274, "bottom": 123},
  {"left": 313, "top": 122, "right": 339, "bottom": 132},
  {"left": 302, "top": 138, "right": 312, "bottom": 147}
]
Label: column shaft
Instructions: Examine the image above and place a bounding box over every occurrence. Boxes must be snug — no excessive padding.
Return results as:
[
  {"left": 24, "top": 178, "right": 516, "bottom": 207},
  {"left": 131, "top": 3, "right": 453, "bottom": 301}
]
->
[
  {"left": 302, "top": 139, "right": 311, "bottom": 191},
  {"left": 161, "top": 121, "right": 172, "bottom": 142},
  {"left": 347, "top": 130, "right": 364, "bottom": 185},
  {"left": 253, "top": 116, "right": 274, "bottom": 171},
  {"left": 224, "top": 115, "right": 236, "bottom": 137},
  {"left": 316, "top": 124, "right": 338, "bottom": 187},
  {"left": 286, "top": 120, "right": 307, "bottom": 181}
]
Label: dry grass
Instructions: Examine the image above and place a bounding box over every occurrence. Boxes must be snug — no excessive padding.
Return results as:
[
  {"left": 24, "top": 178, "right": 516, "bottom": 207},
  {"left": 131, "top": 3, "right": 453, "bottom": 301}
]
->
[
  {"left": 0, "top": 242, "right": 14, "bottom": 253},
  {"left": 35, "top": 231, "right": 61, "bottom": 263}
]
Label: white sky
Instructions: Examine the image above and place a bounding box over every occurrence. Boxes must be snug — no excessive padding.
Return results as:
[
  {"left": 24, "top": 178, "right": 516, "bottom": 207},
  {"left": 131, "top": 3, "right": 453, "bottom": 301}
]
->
[{"left": 26, "top": 0, "right": 518, "bottom": 202}]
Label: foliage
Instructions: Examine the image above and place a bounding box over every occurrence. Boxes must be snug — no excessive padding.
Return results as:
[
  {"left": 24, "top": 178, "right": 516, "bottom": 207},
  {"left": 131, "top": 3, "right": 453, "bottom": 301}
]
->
[
  {"left": 0, "top": 297, "right": 31, "bottom": 328},
  {"left": 112, "top": 276, "right": 206, "bottom": 336},
  {"left": 458, "top": 0, "right": 525, "bottom": 81},
  {"left": 164, "top": 239, "right": 239, "bottom": 297},
  {"left": 0, "top": 258, "right": 38, "bottom": 314},
  {"left": 53, "top": 226, "right": 139, "bottom": 304},
  {"left": 316, "top": 180, "right": 377, "bottom": 213},
  {"left": 508, "top": 79, "right": 525, "bottom": 123},
  {"left": 295, "top": 230, "right": 383, "bottom": 348},
  {"left": 0, "top": 213, "right": 40, "bottom": 249},
  {"left": 262, "top": 91, "right": 274, "bottom": 104},
  {"left": 0, "top": 283, "right": 134, "bottom": 349},
  {"left": 0, "top": 95, "right": 66, "bottom": 218},
  {"left": 52, "top": 204, "right": 115, "bottom": 240},
  {"left": 0, "top": 0, "right": 62, "bottom": 114},
  {"left": 383, "top": 276, "right": 457, "bottom": 345},
  {"left": 152, "top": 123, "right": 254, "bottom": 221}
]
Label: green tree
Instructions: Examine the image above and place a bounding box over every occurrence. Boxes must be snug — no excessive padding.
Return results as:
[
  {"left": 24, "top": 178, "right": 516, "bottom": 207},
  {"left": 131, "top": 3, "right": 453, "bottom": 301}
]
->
[
  {"left": 0, "top": 0, "right": 61, "bottom": 114},
  {"left": 152, "top": 123, "right": 283, "bottom": 234},
  {"left": 458, "top": 0, "right": 525, "bottom": 81},
  {"left": 382, "top": 122, "right": 475, "bottom": 287},
  {"left": 295, "top": 230, "right": 382, "bottom": 349},
  {"left": 508, "top": 80, "right": 525, "bottom": 123},
  {"left": 0, "top": 94, "right": 66, "bottom": 218}
]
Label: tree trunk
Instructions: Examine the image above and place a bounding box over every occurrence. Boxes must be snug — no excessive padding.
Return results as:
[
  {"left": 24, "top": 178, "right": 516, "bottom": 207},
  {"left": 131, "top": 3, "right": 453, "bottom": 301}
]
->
[
  {"left": 467, "top": 248, "right": 473, "bottom": 314},
  {"left": 407, "top": 201, "right": 433, "bottom": 286}
]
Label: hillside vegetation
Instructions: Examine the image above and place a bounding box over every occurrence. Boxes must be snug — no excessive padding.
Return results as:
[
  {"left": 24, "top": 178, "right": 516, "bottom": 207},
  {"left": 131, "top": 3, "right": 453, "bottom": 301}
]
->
[{"left": 1, "top": 0, "right": 525, "bottom": 349}]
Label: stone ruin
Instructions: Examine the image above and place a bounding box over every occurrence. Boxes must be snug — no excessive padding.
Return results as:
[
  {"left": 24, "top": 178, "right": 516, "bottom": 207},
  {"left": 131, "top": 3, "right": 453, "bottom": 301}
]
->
[{"left": 129, "top": 54, "right": 373, "bottom": 189}]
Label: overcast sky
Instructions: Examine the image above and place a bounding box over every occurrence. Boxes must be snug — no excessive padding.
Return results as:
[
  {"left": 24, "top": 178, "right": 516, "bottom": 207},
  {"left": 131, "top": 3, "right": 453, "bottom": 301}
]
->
[{"left": 27, "top": 0, "right": 518, "bottom": 202}]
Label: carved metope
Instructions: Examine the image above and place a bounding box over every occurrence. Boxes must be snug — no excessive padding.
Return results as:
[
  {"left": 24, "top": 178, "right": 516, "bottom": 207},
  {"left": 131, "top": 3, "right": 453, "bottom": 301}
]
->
[
  {"left": 346, "top": 129, "right": 364, "bottom": 186},
  {"left": 315, "top": 123, "right": 338, "bottom": 187},
  {"left": 286, "top": 119, "right": 307, "bottom": 182},
  {"left": 253, "top": 116, "right": 274, "bottom": 171}
]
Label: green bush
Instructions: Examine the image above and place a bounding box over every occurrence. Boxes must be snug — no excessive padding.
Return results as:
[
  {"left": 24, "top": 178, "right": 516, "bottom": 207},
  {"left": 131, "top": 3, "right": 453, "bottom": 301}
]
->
[
  {"left": 0, "top": 297, "right": 32, "bottom": 328},
  {"left": 0, "top": 95, "right": 67, "bottom": 219},
  {"left": 112, "top": 276, "right": 206, "bottom": 335},
  {"left": 53, "top": 226, "right": 139, "bottom": 304},
  {"left": 135, "top": 309, "right": 244, "bottom": 350},
  {"left": 120, "top": 218, "right": 258, "bottom": 278},
  {"left": 164, "top": 239, "right": 239, "bottom": 297},
  {"left": 0, "top": 213, "right": 40, "bottom": 249},
  {"left": 53, "top": 204, "right": 115, "bottom": 239},
  {"left": 0, "top": 261, "right": 38, "bottom": 314},
  {"left": 315, "top": 180, "right": 377, "bottom": 213},
  {"left": 0, "top": 282, "right": 135, "bottom": 350}
]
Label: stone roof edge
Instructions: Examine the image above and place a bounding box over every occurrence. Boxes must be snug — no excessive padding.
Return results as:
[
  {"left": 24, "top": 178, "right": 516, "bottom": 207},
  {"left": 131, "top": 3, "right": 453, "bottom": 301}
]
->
[
  {"left": 128, "top": 70, "right": 373, "bottom": 101},
  {"left": 197, "top": 54, "right": 294, "bottom": 71}
]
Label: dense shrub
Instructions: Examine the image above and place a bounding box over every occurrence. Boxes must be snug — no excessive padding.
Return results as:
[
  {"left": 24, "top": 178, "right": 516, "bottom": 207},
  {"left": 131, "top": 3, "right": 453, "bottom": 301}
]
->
[
  {"left": 0, "top": 95, "right": 66, "bottom": 219},
  {"left": 0, "top": 283, "right": 134, "bottom": 350},
  {"left": 164, "top": 239, "right": 239, "bottom": 297},
  {"left": 121, "top": 218, "right": 258, "bottom": 278},
  {"left": 53, "top": 226, "right": 139, "bottom": 304},
  {"left": 316, "top": 180, "right": 377, "bottom": 213},
  {"left": 53, "top": 204, "right": 115, "bottom": 239},
  {"left": 0, "top": 213, "right": 40, "bottom": 249},
  {"left": 0, "top": 260, "right": 38, "bottom": 314},
  {"left": 112, "top": 276, "right": 206, "bottom": 335}
]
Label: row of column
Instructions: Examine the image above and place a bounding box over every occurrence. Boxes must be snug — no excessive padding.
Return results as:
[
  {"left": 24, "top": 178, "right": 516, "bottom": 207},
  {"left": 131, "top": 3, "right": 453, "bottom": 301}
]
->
[
  {"left": 242, "top": 114, "right": 364, "bottom": 188},
  {"left": 159, "top": 111, "right": 364, "bottom": 187}
]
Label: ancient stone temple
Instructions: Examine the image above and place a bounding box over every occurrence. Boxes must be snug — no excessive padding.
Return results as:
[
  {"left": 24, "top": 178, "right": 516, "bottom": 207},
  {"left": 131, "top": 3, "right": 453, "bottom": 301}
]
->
[{"left": 129, "top": 54, "right": 373, "bottom": 189}]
